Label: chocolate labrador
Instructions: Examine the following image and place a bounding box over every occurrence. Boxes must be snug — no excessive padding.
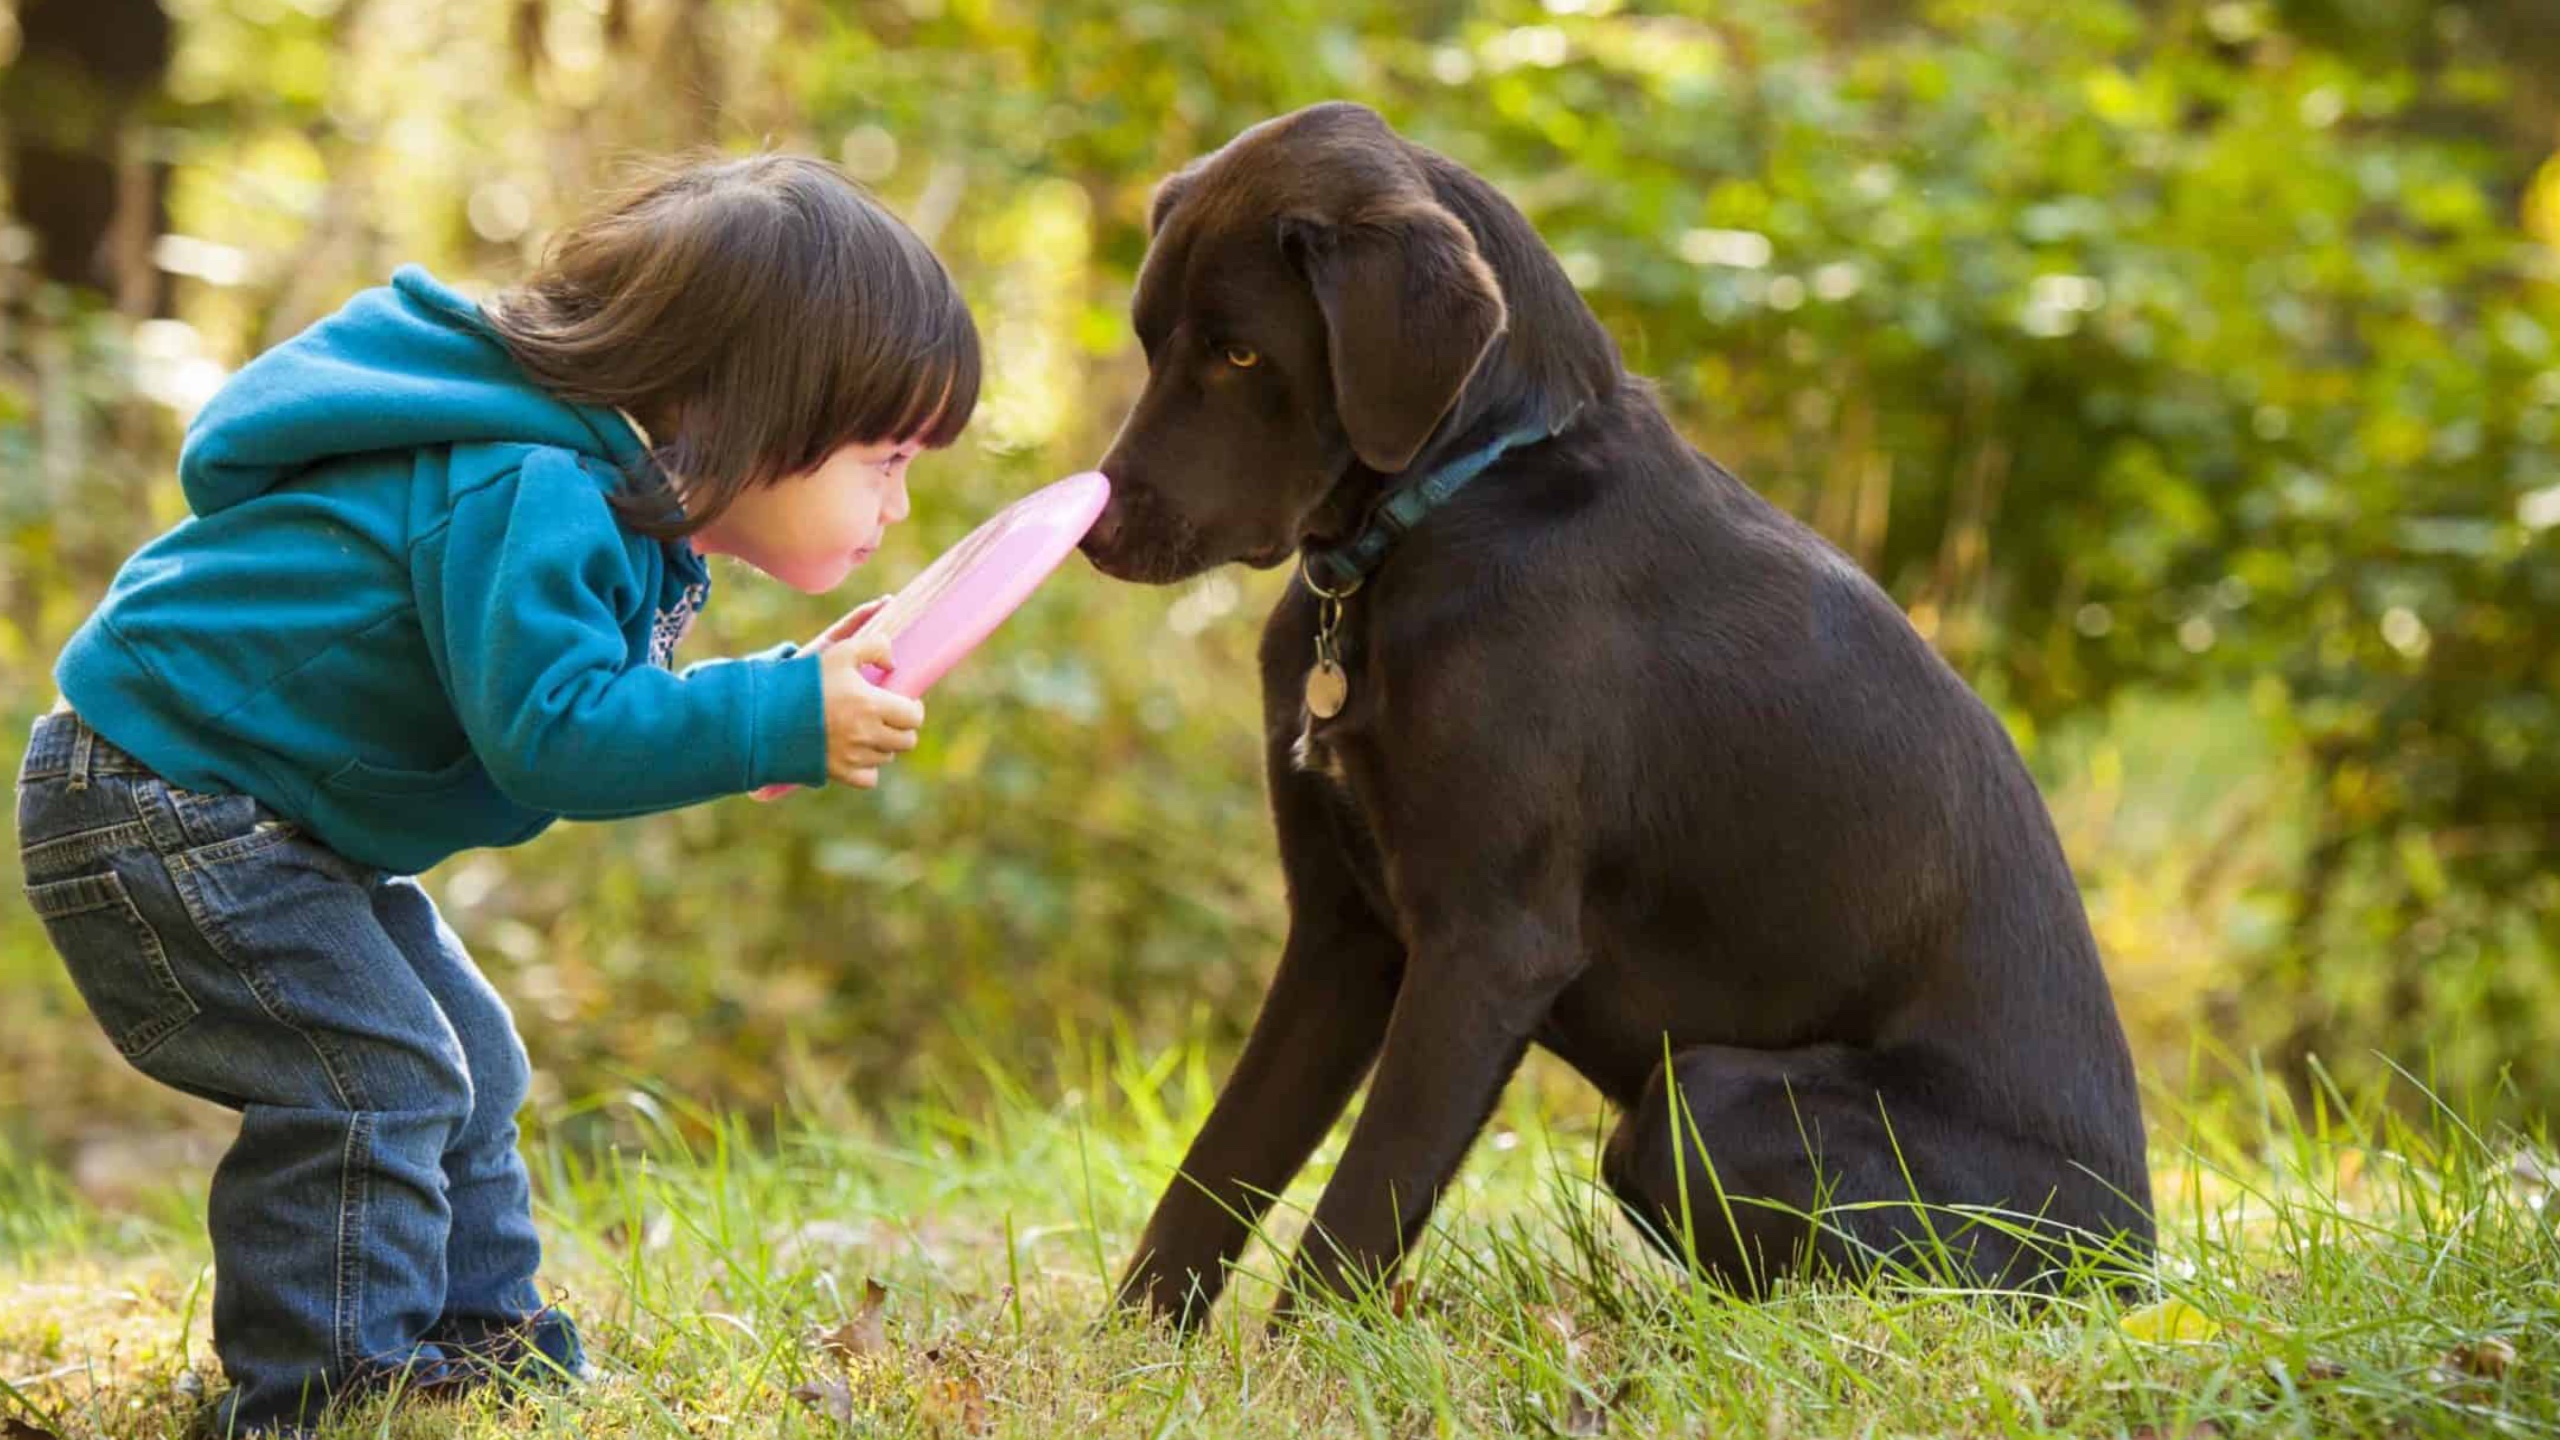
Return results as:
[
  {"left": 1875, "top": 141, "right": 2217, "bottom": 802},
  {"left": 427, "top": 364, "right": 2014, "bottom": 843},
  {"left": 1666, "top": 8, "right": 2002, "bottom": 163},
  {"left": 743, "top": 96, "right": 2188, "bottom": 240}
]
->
[{"left": 1082, "top": 102, "right": 2153, "bottom": 1326}]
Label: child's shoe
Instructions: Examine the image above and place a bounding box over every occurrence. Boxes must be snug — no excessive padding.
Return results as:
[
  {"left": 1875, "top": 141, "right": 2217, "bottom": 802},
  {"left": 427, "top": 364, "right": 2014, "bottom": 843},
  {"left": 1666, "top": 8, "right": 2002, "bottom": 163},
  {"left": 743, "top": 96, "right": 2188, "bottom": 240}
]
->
[
  {"left": 186, "top": 1342, "right": 479, "bottom": 1438},
  {"left": 433, "top": 1306, "right": 589, "bottom": 1388}
]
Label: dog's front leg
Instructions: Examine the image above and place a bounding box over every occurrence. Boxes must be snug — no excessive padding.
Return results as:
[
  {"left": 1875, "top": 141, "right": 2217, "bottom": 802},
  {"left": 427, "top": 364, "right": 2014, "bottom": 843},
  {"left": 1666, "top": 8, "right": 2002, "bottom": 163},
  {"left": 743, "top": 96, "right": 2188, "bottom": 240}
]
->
[
  {"left": 1277, "top": 901, "right": 1582, "bottom": 1316},
  {"left": 1114, "top": 745, "right": 1406, "bottom": 1328},
  {"left": 1114, "top": 913, "right": 1402, "bottom": 1327}
]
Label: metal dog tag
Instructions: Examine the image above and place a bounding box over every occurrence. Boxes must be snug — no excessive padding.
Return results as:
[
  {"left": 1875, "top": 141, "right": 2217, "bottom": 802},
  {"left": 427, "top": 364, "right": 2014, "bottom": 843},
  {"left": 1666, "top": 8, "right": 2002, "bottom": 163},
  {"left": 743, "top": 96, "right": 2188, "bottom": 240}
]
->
[{"left": 1303, "top": 659, "right": 1348, "bottom": 719}]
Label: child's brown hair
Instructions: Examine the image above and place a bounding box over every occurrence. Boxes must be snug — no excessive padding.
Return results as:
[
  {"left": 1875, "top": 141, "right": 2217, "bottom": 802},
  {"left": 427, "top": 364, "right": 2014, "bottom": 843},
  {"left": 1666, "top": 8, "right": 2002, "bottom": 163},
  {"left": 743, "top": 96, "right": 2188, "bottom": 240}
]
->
[{"left": 485, "top": 153, "right": 978, "bottom": 539}]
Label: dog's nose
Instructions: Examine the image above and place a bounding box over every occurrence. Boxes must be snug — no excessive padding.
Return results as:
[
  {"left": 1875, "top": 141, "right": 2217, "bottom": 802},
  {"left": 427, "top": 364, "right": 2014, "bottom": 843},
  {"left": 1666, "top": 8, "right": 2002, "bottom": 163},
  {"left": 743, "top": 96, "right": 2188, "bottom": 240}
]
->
[{"left": 1081, "top": 495, "right": 1123, "bottom": 555}]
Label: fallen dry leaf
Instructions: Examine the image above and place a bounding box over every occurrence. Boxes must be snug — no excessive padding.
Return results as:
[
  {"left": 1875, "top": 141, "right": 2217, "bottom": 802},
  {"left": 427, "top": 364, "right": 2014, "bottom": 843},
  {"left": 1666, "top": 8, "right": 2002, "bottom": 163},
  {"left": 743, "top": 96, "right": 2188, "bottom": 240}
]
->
[
  {"left": 917, "top": 1352, "right": 993, "bottom": 1435},
  {"left": 790, "top": 1376, "right": 855, "bottom": 1427},
  {"left": 816, "top": 1278, "right": 892, "bottom": 1360},
  {"left": 2449, "top": 1336, "right": 2516, "bottom": 1380},
  {"left": 2120, "top": 1298, "right": 2222, "bottom": 1344},
  {"left": 921, "top": 1375, "right": 992, "bottom": 1434}
]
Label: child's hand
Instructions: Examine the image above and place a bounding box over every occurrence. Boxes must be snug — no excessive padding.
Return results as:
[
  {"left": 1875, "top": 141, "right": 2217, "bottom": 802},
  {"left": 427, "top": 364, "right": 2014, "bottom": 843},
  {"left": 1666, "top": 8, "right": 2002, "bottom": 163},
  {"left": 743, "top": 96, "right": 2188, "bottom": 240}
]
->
[
  {"left": 821, "top": 631, "right": 924, "bottom": 790},
  {"left": 751, "top": 596, "right": 897, "bottom": 801}
]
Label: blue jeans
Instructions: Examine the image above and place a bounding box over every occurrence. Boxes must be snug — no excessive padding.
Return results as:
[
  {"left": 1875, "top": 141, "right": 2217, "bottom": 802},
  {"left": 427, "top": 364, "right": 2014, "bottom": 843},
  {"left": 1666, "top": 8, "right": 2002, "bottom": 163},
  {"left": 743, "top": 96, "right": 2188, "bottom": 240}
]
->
[{"left": 15, "top": 712, "right": 579, "bottom": 1433}]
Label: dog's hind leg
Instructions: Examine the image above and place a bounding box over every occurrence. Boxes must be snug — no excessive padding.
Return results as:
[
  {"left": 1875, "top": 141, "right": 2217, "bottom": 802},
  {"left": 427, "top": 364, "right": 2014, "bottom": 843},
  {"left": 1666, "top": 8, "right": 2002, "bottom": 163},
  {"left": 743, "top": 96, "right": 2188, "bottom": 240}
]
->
[{"left": 1600, "top": 1043, "right": 2154, "bottom": 1295}]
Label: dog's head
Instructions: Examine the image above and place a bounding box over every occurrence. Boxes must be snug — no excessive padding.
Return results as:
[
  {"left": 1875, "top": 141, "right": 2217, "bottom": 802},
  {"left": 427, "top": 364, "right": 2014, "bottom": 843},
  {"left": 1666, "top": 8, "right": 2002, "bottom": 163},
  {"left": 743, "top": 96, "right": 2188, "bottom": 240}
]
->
[{"left": 1083, "top": 102, "right": 1619, "bottom": 584}]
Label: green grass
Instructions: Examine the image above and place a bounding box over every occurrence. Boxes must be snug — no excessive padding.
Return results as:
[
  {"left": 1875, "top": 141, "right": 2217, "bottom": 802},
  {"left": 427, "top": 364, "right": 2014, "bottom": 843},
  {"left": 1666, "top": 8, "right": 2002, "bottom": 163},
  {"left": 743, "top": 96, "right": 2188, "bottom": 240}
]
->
[{"left": 1, "top": 1049, "right": 2553, "bottom": 1439}]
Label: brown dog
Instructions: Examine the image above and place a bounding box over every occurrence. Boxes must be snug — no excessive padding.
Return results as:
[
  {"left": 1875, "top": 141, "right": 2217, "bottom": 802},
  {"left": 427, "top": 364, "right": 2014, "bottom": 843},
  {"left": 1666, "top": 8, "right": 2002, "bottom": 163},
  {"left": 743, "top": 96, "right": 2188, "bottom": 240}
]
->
[{"left": 1083, "top": 102, "right": 2153, "bottom": 1326}]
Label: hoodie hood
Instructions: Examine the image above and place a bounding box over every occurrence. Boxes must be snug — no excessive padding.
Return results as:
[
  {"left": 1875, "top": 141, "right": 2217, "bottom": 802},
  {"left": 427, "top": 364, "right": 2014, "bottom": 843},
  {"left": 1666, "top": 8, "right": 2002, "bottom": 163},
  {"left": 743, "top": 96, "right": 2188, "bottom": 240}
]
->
[{"left": 176, "top": 266, "right": 647, "bottom": 515}]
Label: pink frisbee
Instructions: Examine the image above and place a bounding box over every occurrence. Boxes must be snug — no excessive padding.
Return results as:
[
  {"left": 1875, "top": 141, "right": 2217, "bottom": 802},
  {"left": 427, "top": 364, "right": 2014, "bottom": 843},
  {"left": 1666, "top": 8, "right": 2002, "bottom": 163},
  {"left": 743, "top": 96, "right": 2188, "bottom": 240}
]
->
[
  {"left": 850, "top": 468, "right": 1112, "bottom": 698},
  {"left": 753, "top": 470, "right": 1110, "bottom": 798}
]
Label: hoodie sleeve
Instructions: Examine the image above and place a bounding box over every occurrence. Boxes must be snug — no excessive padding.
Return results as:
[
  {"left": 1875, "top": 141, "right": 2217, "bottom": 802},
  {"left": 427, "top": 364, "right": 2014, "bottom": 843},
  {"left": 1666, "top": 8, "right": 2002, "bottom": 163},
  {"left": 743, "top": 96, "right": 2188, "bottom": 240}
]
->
[{"left": 425, "top": 448, "right": 830, "bottom": 816}]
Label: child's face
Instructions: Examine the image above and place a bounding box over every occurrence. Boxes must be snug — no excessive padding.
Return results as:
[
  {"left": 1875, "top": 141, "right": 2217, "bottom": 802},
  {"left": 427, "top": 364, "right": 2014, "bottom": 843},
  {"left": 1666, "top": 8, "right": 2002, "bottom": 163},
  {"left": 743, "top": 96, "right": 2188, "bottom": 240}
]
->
[{"left": 694, "top": 436, "right": 919, "bottom": 593}]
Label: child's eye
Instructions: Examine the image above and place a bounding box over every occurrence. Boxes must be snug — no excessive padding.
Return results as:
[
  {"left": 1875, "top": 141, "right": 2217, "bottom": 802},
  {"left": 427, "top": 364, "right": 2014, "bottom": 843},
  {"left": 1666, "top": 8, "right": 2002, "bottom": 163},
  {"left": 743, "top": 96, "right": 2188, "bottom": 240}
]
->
[{"left": 1222, "top": 346, "right": 1261, "bottom": 369}]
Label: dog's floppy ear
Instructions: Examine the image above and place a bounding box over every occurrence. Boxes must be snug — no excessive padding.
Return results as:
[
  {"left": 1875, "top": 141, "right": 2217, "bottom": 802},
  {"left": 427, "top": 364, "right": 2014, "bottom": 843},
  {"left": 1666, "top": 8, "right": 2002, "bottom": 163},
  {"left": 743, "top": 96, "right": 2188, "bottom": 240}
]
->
[
  {"left": 1281, "top": 200, "right": 1508, "bottom": 474},
  {"left": 1148, "top": 167, "right": 1199, "bottom": 238}
]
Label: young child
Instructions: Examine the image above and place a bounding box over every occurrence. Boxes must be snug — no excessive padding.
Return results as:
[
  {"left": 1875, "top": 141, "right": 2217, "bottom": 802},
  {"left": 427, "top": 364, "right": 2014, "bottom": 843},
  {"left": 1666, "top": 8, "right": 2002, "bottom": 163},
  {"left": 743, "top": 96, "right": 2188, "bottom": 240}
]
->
[{"left": 13, "top": 154, "right": 974, "bottom": 1435}]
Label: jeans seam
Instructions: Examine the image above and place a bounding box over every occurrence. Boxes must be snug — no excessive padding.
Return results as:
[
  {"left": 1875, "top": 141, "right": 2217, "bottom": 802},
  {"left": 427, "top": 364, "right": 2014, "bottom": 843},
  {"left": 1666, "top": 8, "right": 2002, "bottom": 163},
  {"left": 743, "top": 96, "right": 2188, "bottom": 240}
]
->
[
  {"left": 15, "top": 762, "right": 149, "bottom": 781},
  {"left": 20, "top": 820, "right": 160, "bottom": 874},
  {"left": 166, "top": 858, "right": 368, "bottom": 1112},
  {"left": 170, "top": 823, "right": 298, "bottom": 871},
  {"left": 336, "top": 1111, "right": 373, "bottom": 1370}
]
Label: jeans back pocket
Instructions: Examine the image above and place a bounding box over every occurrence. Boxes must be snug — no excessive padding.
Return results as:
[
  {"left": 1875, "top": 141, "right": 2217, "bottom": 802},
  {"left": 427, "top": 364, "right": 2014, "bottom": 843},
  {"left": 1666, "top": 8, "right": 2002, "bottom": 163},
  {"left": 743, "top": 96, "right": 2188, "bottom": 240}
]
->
[{"left": 26, "top": 867, "right": 199, "bottom": 1059}]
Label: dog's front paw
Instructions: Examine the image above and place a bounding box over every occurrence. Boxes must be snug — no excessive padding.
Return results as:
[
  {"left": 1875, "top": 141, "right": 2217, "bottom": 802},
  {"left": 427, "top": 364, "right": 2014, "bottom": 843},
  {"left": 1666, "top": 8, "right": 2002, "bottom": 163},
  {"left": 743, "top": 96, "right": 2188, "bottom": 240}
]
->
[{"left": 1111, "top": 1257, "right": 1223, "bottom": 1332}]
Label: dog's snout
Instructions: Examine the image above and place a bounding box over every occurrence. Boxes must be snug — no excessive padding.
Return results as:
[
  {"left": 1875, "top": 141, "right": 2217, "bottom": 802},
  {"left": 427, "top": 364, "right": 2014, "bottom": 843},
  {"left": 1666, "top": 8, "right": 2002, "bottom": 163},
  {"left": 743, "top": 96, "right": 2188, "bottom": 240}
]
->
[{"left": 1080, "top": 497, "right": 1124, "bottom": 555}]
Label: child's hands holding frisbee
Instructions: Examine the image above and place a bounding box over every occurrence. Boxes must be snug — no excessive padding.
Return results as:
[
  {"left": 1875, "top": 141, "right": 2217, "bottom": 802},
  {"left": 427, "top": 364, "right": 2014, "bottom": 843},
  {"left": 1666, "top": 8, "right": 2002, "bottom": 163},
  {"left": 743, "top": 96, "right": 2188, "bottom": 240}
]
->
[
  {"left": 820, "top": 632, "right": 923, "bottom": 790},
  {"left": 746, "top": 471, "right": 1111, "bottom": 800},
  {"left": 753, "top": 596, "right": 897, "bottom": 800}
]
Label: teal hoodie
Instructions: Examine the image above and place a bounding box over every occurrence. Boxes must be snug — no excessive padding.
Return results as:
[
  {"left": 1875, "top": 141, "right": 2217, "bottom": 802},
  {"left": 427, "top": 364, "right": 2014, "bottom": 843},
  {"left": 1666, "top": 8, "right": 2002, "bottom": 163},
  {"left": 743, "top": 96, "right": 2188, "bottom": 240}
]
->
[{"left": 55, "top": 266, "right": 830, "bottom": 874}]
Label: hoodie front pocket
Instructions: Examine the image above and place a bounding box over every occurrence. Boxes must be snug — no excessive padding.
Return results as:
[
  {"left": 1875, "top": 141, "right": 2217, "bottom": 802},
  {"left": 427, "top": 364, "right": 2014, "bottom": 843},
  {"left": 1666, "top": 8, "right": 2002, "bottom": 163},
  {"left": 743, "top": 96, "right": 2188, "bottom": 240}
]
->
[{"left": 322, "top": 752, "right": 484, "bottom": 798}]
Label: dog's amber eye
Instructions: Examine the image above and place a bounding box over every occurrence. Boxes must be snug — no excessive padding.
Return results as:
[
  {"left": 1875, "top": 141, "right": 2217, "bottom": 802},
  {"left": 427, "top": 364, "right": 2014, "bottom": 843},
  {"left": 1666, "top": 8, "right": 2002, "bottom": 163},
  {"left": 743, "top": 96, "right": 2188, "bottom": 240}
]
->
[{"left": 1223, "top": 346, "right": 1261, "bottom": 369}]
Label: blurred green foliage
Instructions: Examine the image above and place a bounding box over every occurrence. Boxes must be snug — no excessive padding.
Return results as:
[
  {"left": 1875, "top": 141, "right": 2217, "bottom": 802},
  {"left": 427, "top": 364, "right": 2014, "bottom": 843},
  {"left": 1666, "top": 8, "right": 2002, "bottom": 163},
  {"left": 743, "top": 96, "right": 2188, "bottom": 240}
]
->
[{"left": 2, "top": 0, "right": 2555, "bottom": 1152}]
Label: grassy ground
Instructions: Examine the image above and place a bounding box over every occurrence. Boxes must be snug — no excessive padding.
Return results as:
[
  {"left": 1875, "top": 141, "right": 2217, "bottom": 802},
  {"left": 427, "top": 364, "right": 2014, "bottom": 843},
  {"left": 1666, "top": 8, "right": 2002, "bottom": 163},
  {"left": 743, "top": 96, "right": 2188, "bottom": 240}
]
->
[{"left": 0, "top": 1049, "right": 2552, "bottom": 1439}]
